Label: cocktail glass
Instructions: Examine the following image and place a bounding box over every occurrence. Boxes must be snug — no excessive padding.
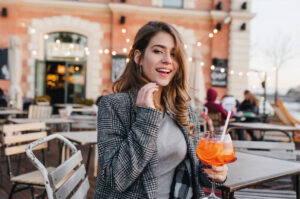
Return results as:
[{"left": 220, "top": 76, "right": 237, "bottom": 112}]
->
[{"left": 197, "top": 131, "right": 236, "bottom": 199}]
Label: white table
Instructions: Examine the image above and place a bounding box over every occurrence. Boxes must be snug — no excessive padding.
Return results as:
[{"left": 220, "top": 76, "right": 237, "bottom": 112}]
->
[
  {"left": 54, "top": 103, "right": 87, "bottom": 108},
  {"left": 57, "top": 131, "right": 98, "bottom": 176},
  {"left": 229, "top": 122, "right": 300, "bottom": 142},
  {"left": 9, "top": 117, "right": 76, "bottom": 131},
  {"left": 0, "top": 109, "right": 27, "bottom": 115}
]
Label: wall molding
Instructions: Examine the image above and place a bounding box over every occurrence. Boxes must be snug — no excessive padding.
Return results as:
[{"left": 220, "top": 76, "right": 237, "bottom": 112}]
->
[{"left": 27, "top": 15, "right": 103, "bottom": 99}]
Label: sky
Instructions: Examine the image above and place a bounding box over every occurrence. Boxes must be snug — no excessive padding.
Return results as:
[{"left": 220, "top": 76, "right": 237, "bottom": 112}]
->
[{"left": 249, "top": 0, "right": 300, "bottom": 95}]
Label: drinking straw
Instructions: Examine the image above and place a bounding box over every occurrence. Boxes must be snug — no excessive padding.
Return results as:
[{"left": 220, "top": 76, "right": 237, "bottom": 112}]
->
[{"left": 221, "top": 111, "right": 231, "bottom": 141}]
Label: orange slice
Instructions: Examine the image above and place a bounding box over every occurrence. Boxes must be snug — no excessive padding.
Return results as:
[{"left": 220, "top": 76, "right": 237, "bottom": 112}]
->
[{"left": 197, "top": 140, "right": 222, "bottom": 162}]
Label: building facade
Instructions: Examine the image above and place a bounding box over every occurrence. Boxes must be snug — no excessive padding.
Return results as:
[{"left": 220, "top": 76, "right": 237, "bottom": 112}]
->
[{"left": 0, "top": 0, "right": 254, "bottom": 106}]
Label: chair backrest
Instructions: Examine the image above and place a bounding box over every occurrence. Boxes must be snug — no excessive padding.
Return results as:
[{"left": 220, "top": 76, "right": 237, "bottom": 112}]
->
[
  {"left": 2, "top": 122, "right": 47, "bottom": 157},
  {"left": 28, "top": 105, "right": 53, "bottom": 119},
  {"left": 233, "top": 140, "right": 296, "bottom": 161},
  {"left": 272, "top": 105, "right": 292, "bottom": 125},
  {"left": 277, "top": 98, "right": 300, "bottom": 125},
  {"left": 70, "top": 115, "right": 97, "bottom": 130},
  {"left": 26, "top": 134, "right": 90, "bottom": 199},
  {"left": 208, "top": 112, "right": 222, "bottom": 130},
  {"left": 193, "top": 106, "right": 208, "bottom": 133},
  {"left": 2, "top": 122, "right": 47, "bottom": 178}
]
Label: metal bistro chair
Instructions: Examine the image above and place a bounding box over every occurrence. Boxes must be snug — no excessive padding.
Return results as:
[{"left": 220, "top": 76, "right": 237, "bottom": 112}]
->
[
  {"left": 26, "top": 134, "right": 90, "bottom": 199},
  {"left": 28, "top": 105, "right": 53, "bottom": 119},
  {"left": 193, "top": 106, "right": 208, "bottom": 133},
  {"left": 2, "top": 122, "right": 49, "bottom": 199},
  {"left": 208, "top": 112, "right": 222, "bottom": 131}
]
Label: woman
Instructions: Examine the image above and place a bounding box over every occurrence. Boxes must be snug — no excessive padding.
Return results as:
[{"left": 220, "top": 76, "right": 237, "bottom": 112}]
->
[
  {"left": 238, "top": 90, "right": 260, "bottom": 140},
  {"left": 238, "top": 90, "right": 259, "bottom": 115},
  {"left": 94, "top": 21, "right": 227, "bottom": 199}
]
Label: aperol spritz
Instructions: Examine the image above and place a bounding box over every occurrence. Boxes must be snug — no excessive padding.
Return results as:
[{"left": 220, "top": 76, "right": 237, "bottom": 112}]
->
[{"left": 197, "top": 131, "right": 236, "bottom": 199}]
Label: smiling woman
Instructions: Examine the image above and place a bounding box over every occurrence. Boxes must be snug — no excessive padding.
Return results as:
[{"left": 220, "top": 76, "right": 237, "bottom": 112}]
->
[
  {"left": 134, "top": 32, "right": 178, "bottom": 87},
  {"left": 94, "top": 21, "right": 228, "bottom": 199}
]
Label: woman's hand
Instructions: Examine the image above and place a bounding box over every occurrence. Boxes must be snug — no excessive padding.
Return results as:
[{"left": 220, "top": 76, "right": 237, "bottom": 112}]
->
[
  {"left": 204, "top": 164, "right": 228, "bottom": 182},
  {"left": 136, "top": 82, "right": 159, "bottom": 109}
]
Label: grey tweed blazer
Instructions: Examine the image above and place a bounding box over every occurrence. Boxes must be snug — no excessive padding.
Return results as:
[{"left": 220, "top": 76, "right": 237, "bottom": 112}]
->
[{"left": 94, "top": 89, "right": 211, "bottom": 199}]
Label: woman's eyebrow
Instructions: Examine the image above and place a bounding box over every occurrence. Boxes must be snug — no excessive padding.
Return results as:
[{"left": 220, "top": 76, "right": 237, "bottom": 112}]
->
[
  {"left": 151, "top": 44, "right": 175, "bottom": 50},
  {"left": 151, "top": 44, "right": 165, "bottom": 49}
]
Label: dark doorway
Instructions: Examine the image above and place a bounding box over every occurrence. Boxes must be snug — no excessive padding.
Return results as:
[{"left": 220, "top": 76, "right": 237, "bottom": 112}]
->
[{"left": 35, "top": 60, "right": 86, "bottom": 104}]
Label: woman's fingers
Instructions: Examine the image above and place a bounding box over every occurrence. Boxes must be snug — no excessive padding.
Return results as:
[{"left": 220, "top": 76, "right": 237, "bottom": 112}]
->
[
  {"left": 204, "top": 164, "right": 228, "bottom": 182},
  {"left": 136, "top": 83, "right": 159, "bottom": 108}
]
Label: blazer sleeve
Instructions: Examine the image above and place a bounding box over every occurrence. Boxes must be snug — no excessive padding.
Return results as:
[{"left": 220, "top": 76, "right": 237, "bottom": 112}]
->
[{"left": 97, "top": 95, "right": 162, "bottom": 192}]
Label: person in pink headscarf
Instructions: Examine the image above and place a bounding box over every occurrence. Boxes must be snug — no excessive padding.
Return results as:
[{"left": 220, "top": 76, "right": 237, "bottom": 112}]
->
[{"left": 204, "top": 88, "right": 231, "bottom": 125}]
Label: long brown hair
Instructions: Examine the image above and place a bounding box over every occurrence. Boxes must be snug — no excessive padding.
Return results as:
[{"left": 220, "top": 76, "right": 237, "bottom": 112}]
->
[
  {"left": 244, "top": 90, "right": 259, "bottom": 107},
  {"left": 113, "top": 21, "right": 194, "bottom": 134}
]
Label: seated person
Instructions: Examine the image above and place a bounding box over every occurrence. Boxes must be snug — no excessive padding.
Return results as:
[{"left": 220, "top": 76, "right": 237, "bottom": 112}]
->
[
  {"left": 237, "top": 90, "right": 260, "bottom": 140},
  {"left": 204, "top": 88, "right": 232, "bottom": 128}
]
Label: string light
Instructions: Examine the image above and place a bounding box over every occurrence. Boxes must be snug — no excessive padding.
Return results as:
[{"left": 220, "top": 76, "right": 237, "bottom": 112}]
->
[
  {"left": 126, "top": 58, "right": 130, "bottom": 63},
  {"left": 55, "top": 39, "right": 61, "bottom": 44},
  {"left": 126, "top": 38, "right": 130, "bottom": 43},
  {"left": 29, "top": 28, "right": 36, "bottom": 34},
  {"left": 184, "top": 44, "right": 188, "bottom": 49},
  {"left": 200, "top": 61, "right": 205, "bottom": 66},
  {"left": 209, "top": 33, "right": 214, "bottom": 38},
  {"left": 44, "top": 34, "right": 49, "bottom": 40},
  {"left": 238, "top": 72, "right": 243, "bottom": 76},
  {"left": 31, "top": 50, "right": 37, "bottom": 55},
  {"left": 121, "top": 28, "right": 126, "bottom": 34},
  {"left": 98, "top": 49, "right": 103, "bottom": 54},
  {"left": 123, "top": 48, "right": 127, "bottom": 53},
  {"left": 112, "top": 51, "right": 117, "bottom": 56},
  {"left": 69, "top": 44, "right": 74, "bottom": 49},
  {"left": 104, "top": 49, "right": 109, "bottom": 54},
  {"left": 197, "top": 42, "right": 202, "bottom": 47},
  {"left": 75, "top": 57, "right": 79, "bottom": 61},
  {"left": 210, "top": 65, "right": 215, "bottom": 70},
  {"left": 213, "top": 29, "right": 218, "bottom": 34},
  {"left": 220, "top": 68, "right": 225, "bottom": 73},
  {"left": 84, "top": 47, "right": 90, "bottom": 55},
  {"left": 188, "top": 57, "right": 193, "bottom": 62},
  {"left": 230, "top": 70, "right": 234, "bottom": 75}
]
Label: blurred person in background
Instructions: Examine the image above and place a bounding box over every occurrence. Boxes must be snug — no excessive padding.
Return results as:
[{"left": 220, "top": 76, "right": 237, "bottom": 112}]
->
[
  {"left": 237, "top": 90, "right": 260, "bottom": 140},
  {"left": 204, "top": 88, "right": 232, "bottom": 126}
]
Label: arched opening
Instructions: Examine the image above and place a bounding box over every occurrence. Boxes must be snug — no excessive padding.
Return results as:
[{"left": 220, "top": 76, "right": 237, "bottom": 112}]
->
[{"left": 35, "top": 32, "right": 88, "bottom": 104}]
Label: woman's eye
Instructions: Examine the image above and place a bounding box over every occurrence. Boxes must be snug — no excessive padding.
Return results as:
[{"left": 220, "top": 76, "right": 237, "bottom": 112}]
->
[
  {"left": 153, "top": 49, "right": 163, "bottom": 54},
  {"left": 171, "top": 52, "right": 175, "bottom": 57}
]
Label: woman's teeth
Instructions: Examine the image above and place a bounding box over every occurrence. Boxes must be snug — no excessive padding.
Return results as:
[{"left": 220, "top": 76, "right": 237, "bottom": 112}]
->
[{"left": 157, "top": 69, "right": 171, "bottom": 74}]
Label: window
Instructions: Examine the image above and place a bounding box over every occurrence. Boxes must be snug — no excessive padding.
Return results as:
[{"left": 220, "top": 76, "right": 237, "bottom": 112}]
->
[
  {"left": 163, "top": 0, "right": 183, "bottom": 8},
  {"left": 0, "top": 48, "right": 9, "bottom": 80},
  {"left": 44, "top": 32, "right": 88, "bottom": 61},
  {"left": 112, "top": 55, "right": 127, "bottom": 82}
]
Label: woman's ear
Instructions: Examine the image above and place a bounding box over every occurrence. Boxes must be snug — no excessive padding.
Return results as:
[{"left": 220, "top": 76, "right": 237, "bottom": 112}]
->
[{"left": 134, "top": 50, "right": 142, "bottom": 66}]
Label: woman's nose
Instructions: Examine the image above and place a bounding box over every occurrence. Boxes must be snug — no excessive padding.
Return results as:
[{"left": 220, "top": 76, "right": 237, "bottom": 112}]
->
[{"left": 162, "top": 53, "right": 172, "bottom": 64}]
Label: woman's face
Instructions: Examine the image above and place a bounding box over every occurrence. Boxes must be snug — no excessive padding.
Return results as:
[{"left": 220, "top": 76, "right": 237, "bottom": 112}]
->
[{"left": 138, "top": 32, "right": 179, "bottom": 86}]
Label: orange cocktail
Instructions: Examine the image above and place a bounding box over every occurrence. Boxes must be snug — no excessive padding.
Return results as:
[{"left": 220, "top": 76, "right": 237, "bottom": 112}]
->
[{"left": 197, "top": 138, "right": 236, "bottom": 166}]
